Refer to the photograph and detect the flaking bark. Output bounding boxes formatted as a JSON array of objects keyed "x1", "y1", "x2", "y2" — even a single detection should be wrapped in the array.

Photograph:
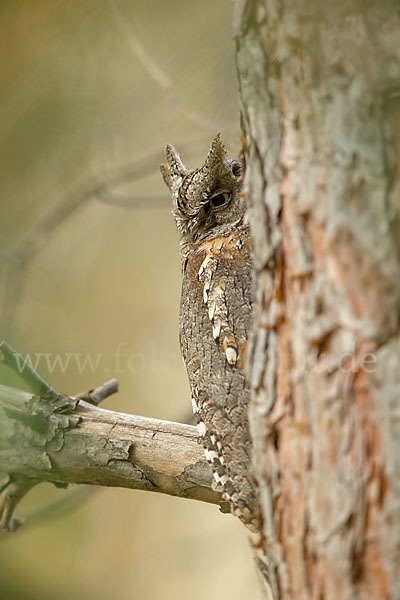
[{"x1": 235, "y1": 1, "x2": 400, "y2": 599}]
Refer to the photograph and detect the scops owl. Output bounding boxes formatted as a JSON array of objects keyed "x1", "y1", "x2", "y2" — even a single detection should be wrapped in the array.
[{"x1": 161, "y1": 134, "x2": 258, "y2": 531}]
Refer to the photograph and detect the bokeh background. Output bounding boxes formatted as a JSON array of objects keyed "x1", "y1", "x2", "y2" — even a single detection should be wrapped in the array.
[{"x1": 0, "y1": 1, "x2": 261, "y2": 598}]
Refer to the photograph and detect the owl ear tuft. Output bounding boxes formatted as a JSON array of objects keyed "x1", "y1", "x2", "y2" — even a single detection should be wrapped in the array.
[
  {"x1": 204, "y1": 133, "x2": 227, "y2": 171},
  {"x1": 160, "y1": 144, "x2": 188, "y2": 193}
]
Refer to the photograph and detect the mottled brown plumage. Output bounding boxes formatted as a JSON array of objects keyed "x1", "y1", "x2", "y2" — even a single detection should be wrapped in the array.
[{"x1": 161, "y1": 135, "x2": 258, "y2": 530}]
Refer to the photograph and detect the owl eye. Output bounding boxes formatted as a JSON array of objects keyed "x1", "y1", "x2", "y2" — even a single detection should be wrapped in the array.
[
  {"x1": 208, "y1": 192, "x2": 231, "y2": 209},
  {"x1": 231, "y1": 162, "x2": 242, "y2": 178}
]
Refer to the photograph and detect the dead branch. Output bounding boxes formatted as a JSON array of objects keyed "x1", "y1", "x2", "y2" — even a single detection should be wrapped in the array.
[
  {"x1": 0, "y1": 386, "x2": 226, "y2": 530},
  {"x1": 0, "y1": 343, "x2": 227, "y2": 532},
  {"x1": 74, "y1": 378, "x2": 119, "y2": 405}
]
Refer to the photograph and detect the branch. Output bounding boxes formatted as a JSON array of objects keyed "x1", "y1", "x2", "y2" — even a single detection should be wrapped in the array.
[
  {"x1": 0, "y1": 340, "x2": 56, "y2": 399},
  {"x1": 0, "y1": 383, "x2": 227, "y2": 531},
  {"x1": 74, "y1": 378, "x2": 119, "y2": 405},
  {"x1": 0, "y1": 342, "x2": 228, "y2": 531}
]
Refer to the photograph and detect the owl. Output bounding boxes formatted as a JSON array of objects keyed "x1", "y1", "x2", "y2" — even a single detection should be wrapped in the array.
[{"x1": 161, "y1": 134, "x2": 258, "y2": 531}]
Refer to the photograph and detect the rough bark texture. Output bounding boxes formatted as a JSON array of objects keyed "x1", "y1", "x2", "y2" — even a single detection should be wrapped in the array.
[
  {"x1": 0, "y1": 384, "x2": 226, "y2": 525},
  {"x1": 235, "y1": 1, "x2": 400, "y2": 599}
]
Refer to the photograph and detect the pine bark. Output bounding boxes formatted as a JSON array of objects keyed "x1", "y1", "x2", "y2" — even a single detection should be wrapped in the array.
[{"x1": 234, "y1": 1, "x2": 400, "y2": 599}]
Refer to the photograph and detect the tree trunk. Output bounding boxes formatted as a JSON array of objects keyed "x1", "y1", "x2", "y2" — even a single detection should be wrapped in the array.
[{"x1": 235, "y1": 1, "x2": 400, "y2": 599}]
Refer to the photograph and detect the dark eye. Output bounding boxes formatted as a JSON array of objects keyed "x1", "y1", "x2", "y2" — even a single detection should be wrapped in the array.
[
  {"x1": 231, "y1": 162, "x2": 242, "y2": 178},
  {"x1": 208, "y1": 192, "x2": 231, "y2": 209}
]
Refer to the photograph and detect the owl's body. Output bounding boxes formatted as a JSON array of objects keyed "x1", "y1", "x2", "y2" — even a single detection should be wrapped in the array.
[{"x1": 161, "y1": 135, "x2": 258, "y2": 530}]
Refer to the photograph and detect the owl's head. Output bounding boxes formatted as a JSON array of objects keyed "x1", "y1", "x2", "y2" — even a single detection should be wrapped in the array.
[{"x1": 160, "y1": 134, "x2": 244, "y2": 245}]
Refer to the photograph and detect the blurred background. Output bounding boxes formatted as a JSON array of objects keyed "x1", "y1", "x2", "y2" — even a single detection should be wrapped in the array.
[{"x1": 0, "y1": 1, "x2": 261, "y2": 598}]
